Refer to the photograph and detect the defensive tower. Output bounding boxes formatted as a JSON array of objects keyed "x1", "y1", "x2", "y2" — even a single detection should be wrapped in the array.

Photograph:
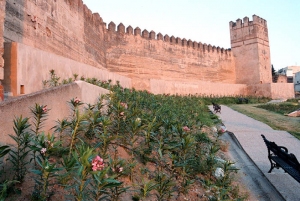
[{"x1": 230, "y1": 15, "x2": 272, "y2": 84}]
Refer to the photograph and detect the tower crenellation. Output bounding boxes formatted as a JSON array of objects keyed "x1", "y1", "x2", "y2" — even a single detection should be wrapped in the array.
[{"x1": 230, "y1": 15, "x2": 271, "y2": 84}]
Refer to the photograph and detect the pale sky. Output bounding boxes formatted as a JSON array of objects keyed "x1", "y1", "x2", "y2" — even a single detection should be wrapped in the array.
[{"x1": 83, "y1": 0, "x2": 300, "y2": 70}]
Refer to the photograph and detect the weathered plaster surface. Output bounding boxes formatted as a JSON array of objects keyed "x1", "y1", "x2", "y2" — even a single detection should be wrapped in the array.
[
  {"x1": 3, "y1": 42, "x2": 131, "y2": 96},
  {"x1": 150, "y1": 79, "x2": 247, "y2": 96},
  {"x1": 4, "y1": 0, "x2": 106, "y2": 68},
  {"x1": 0, "y1": 81, "x2": 109, "y2": 145}
]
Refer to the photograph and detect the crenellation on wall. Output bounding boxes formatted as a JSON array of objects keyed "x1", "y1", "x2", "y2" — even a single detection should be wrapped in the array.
[
  {"x1": 176, "y1": 37, "x2": 181, "y2": 45},
  {"x1": 193, "y1": 41, "x2": 198, "y2": 49},
  {"x1": 126, "y1": 25, "x2": 133, "y2": 35},
  {"x1": 108, "y1": 21, "x2": 116, "y2": 32},
  {"x1": 91, "y1": 13, "x2": 103, "y2": 27},
  {"x1": 181, "y1": 38, "x2": 187, "y2": 47},
  {"x1": 157, "y1": 32, "x2": 163, "y2": 40},
  {"x1": 212, "y1": 46, "x2": 216, "y2": 52},
  {"x1": 199, "y1": 42, "x2": 203, "y2": 51},
  {"x1": 170, "y1": 36, "x2": 176, "y2": 44},
  {"x1": 243, "y1": 16, "x2": 249, "y2": 26},
  {"x1": 230, "y1": 15, "x2": 267, "y2": 31},
  {"x1": 203, "y1": 43, "x2": 208, "y2": 52},
  {"x1": 207, "y1": 44, "x2": 212, "y2": 52},
  {"x1": 117, "y1": 23, "x2": 125, "y2": 34},
  {"x1": 252, "y1": 14, "x2": 267, "y2": 26},
  {"x1": 164, "y1": 34, "x2": 170, "y2": 42},
  {"x1": 236, "y1": 18, "x2": 242, "y2": 28},
  {"x1": 142, "y1": 29, "x2": 149, "y2": 38},
  {"x1": 134, "y1": 27, "x2": 141, "y2": 36},
  {"x1": 104, "y1": 19, "x2": 230, "y2": 54},
  {"x1": 149, "y1": 31, "x2": 155, "y2": 39},
  {"x1": 83, "y1": 4, "x2": 93, "y2": 20}
]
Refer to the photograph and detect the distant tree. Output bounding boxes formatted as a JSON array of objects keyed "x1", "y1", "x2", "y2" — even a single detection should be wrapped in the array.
[
  {"x1": 271, "y1": 65, "x2": 276, "y2": 76},
  {"x1": 271, "y1": 65, "x2": 278, "y2": 83}
]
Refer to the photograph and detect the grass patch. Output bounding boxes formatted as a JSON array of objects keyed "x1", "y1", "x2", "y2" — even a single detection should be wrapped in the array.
[
  {"x1": 229, "y1": 104, "x2": 300, "y2": 140},
  {"x1": 256, "y1": 102, "x2": 300, "y2": 115}
]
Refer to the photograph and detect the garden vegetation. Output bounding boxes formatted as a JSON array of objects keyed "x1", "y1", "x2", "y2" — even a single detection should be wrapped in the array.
[{"x1": 0, "y1": 71, "x2": 262, "y2": 201}]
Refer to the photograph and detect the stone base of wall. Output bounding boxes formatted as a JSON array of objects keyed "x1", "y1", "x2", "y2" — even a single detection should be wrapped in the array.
[
  {"x1": 150, "y1": 79, "x2": 247, "y2": 96},
  {"x1": 247, "y1": 83, "x2": 294, "y2": 99},
  {"x1": 0, "y1": 81, "x2": 109, "y2": 145}
]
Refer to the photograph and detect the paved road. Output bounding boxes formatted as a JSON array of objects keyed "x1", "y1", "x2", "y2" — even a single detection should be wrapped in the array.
[{"x1": 211, "y1": 105, "x2": 300, "y2": 201}]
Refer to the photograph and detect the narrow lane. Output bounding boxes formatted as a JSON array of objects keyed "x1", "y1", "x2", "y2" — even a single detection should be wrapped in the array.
[{"x1": 210, "y1": 105, "x2": 300, "y2": 201}]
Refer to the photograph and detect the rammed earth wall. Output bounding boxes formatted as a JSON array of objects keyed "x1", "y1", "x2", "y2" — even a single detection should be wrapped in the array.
[
  {"x1": 4, "y1": 0, "x2": 106, "y2": 68},
  {"x1": 0, "y1": 0, "x2": 295, "y2": 99},
  {"x1": 105, "y1": 30, "x2": 235, "y2": 91},
  {"x1": 3, "y1": 0, "x2": 236, "y2": 91}
]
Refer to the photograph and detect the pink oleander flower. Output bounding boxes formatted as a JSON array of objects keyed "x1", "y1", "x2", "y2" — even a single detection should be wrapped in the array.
[
  {"x1": 120, "y1": 102, "x2": 128, "y2": 109},
  {"x1": 182, "y1": 126, "x2": 191, "y2": 132},
  {"x1": 74, "y1": 97, "x2": 81, "y2": 104},
  {"x1": 92, "y1": 156, "x2": 105, "y2": 171},
  {"x1": 42, "y1": 105, "x2": 48, "y2": 113},
  {"x1": 41, "y1": 148, "x2": 47, "y2": 155}
]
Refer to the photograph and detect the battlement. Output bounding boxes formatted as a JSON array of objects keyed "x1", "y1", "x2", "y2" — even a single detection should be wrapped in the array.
[
  {"x1": 229, "y1": 15, "x2": 267, "y2": 30},
  {"x1": 106, "y1": 21, "x2": 231, "y2": 55}
]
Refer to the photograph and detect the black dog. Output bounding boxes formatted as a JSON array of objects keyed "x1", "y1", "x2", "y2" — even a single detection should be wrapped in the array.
[{"x1": 212, "y1": 102, "x2": 221, "y2": 113}]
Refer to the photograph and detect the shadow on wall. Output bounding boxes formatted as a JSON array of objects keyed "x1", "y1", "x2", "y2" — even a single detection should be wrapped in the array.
[{"x1": 0, "y1": 81, "x2": 109, "y2": 145}]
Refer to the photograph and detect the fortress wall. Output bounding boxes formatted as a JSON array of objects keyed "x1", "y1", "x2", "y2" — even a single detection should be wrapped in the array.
[
  {"x1": 3, "y1": 42, "x2": 131, "y2": 96},
  {"x1": 105, "y1": 26, "x2": 236, "y2": 90},
  {"x1": 150, "y1": 79, "x2": 247, "y2": 96},
  {"x1": 2, "y1": 0, "x2": 235, "y2": 93},
  {"x1": 0, "y1": 0, "x2": 6, "y2": 100},
  {"x1": 269, "y1": 83, "x2": 294, "y2": 99},
  {"x1": 0, "y1": 81, "x2": 109, "y2": 145},
  {"x1": 4, "y1": 0, "x2": 107, "y2": 69}
]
